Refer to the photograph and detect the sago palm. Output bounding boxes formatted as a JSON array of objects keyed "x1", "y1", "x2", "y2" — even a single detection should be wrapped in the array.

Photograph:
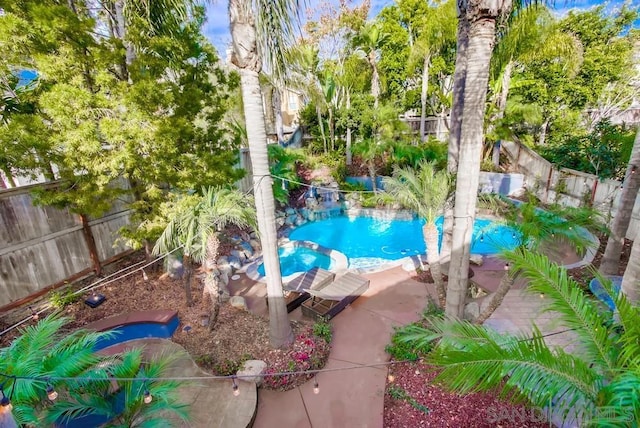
[
  {"x1": 1, "y1": 314, "x2": 188, "y2": 427},
  {"x1": 399, "y1": 249, "x2": 640, "y2": 426},
  {"x1": 383, "y1": 161, "x2": 451, "y2": 308},
  {"x1": 153, "y1": 187, "x2": 256, "y2": 322},
  {"x1": 475, "y1": 197, "x2": 604, "y2": 323}
]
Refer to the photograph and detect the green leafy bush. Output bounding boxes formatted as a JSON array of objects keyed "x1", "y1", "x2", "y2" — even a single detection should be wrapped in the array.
[
  {"x1": 386, "y1": 326, "x2": 423, "y2": 361},
  {"x1": 313, "y1": 320, "x2": 332, "y2": 343},
  {"x1": 49, "y1": 286, "x2": 79, "y2": 309}
]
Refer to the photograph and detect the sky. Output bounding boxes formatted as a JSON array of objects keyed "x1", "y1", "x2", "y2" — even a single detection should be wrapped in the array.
[{"x1": 204, "y1": 0, "x2": 638, "y2": 60}]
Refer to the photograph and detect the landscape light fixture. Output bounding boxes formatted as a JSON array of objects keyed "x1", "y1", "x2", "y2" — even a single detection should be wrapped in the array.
[
  {"x1": 84, "y1": 293, "x2": 106, "y2": 308},
  {"x1": 232, "y1": 377, "x2": 240, "y2": 397},
  {"x1": 313, "y1": 376, "x2": 320, "y2": 395},
  {"x1": 46, "y1": 383, "x2": 58, "y2": 401}
]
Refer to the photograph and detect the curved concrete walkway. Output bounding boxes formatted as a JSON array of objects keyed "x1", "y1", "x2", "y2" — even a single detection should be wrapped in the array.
[
  {"x1": 225, "y1": 242, "x2": 591, "y2": 427},
  {"x1": 229, "y1": 267, "x2": 436, "y2": 427},
  {"x1": 101, "y1": 339, "x2": 257, "y2": 428}
]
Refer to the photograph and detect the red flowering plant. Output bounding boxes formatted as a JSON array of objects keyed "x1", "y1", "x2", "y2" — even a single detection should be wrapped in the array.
[{"x1": 262, "y1": 325, "x2": 331, "y2": 391}]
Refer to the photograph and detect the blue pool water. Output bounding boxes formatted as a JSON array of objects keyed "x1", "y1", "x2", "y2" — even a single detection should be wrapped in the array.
[
  {"x1": 289, "y1": 215, "x2": 519, "y2": 264},
  {"x1": 93, "y1": 317, "x2": 180, "y2": 351},
  {"x1": 257, "y1": 246, "x2": 333, "y2": 277}
]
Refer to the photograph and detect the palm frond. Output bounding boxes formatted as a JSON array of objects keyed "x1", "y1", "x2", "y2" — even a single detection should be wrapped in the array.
[{"x1": 502, "y1": 249, "x2": 618, "y2": 373}]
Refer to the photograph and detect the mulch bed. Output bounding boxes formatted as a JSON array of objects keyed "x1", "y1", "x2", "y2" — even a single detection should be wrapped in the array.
[
  {"x1": 0, "y1": 250, "x2": 325, "y2": 391},
  {"x1": 384, "y1": 361, "x2": 548, "y2": 428}
]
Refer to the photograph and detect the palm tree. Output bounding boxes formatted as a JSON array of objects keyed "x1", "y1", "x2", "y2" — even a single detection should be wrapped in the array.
[
  {"x1": 352, "y1": 139, "x2": 387, "y2": 193},
  {"x1": 383, "y1": 161, "x2": 451, "y2": 307},
  {"x1": 600, "y1": 126, "x2": 640, "y2": 275},
  {"x1": 0, "y1": 314, "x2": 188, "y2": 426},
  {"x1": 288, "y1": 43, "x2": 330, "y2": 152},
  {"x1": 153, "y1": 187, "x2": 255, "y2": 323},
  {"x1": 229, "y1": 0, "x2": 298, "y2": 348},
  {"x1": 474, "y1": 199, "x2": 603, "y2": 323},
  {"x1": 398, "y1": 249, "x2": 640, "y2": 426},
  {"x1": 408, "y1": 0, "x2": 457, "y2": 142},
  {"x1": 352, "y1": 22, "x2": 388, "y2": 109},
  {"x1": 445, "y1": 0, "x2": 524, "y2": 318}
]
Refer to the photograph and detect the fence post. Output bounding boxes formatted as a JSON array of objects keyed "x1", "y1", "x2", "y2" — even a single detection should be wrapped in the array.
[
  {"x1": 79, "y1": 214, "x2": 102, "y2": 276},
  {"x1": 590, "y1": 179, "x2": 599, "y2": 206}
]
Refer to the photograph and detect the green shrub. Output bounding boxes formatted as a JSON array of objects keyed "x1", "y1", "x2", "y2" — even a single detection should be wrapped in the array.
[
  {"x1": 386, "y1": 326, "x2": 422, "y2": 361},
  {"x1": 49, "y1": 286, "x2": 79, "y2": 309},
  {"x1": 313, "y1": 320, "x2": 332, "y2": 343}
]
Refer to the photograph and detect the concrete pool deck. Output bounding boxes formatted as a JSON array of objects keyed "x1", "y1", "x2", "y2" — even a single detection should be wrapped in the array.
[{"x1": 226, "y1": 245, "x2": 590, "y2": 427}]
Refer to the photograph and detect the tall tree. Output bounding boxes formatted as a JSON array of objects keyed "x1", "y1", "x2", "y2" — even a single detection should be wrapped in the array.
[
  {"x1": 407, "y1": 0, "x2": 456, "y2": 141},
  {"x1": 600, "y1": 127, "x2": 640, "y2": 275},
  {"x1": 0, "y1": 0, "x2": 243, "y2": 249},
  {"x1": 445, "y1": 0, "x2": 515, "y2": 318},
  {"x1": 352, "y1": 21, "x2": 388, "y2": 109},
  {"x1": 383, "y1": 162, "x2": 451, "y2": 307},
  {"x1": 229, "y1": 0, "x2": 298, "y2": 348}
]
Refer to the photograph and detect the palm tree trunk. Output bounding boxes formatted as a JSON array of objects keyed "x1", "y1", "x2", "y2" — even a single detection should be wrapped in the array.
[
  {"x1": 420, "y1": 54, "x2": 431, "y2": 142},
  {"x1": 424, "y1": 223, "x2": 445, "y2": 307},
  {"x1": 273, "y1": 87, "x2": 285, "y2": 143},
  {"x1": 447, "y1": 13, "x2": 470, "y2": 174},
  {"x1": 445, "y1": 16, "x2": 497, "y2": 319},
  {"x1": 183, "y1": 255, "x2": 193, "y2": 307},
  {"x1": 204, "y1": 272, "x2": 221, "y2": 328},
  {"x1": 238, "y1": 69, "x2": 293, "y2": 347},
  {"x1": 346, "y1": 90, "x2": 352, "y2": 165},
  {"x1": 371, "y1": 54, "x2": 380, "y2": 109},
  {"x1": 475, "y1": 269, "x2": 513, "y2": 324},
  {"x1": 538, "y1": 118, "x2": 549, "y2": 146},
  {"x1": 317, "y1": 107, "x2": 328, "y2": 153},
  {"x1": 600, "y1": 128, "x2": 640, "y2": 275},
  {"x1": 621, "y1": 229, "x2": 640, "y2": 304},
  {"x1": 496, "y1": 60, "x2": 513, "y2": 119},
  {"x1": 442, "y1": 14, "x2": 469, "y2": 267},
  {"x1": 368, "y1": 161, "x2": 377, "y2": 192},
  {"x1": 230, "y1": 0, "x2": 293, "y2": 348},
  {"x1": 329, "y1": 107, "x2": 335, "y2": 151}
]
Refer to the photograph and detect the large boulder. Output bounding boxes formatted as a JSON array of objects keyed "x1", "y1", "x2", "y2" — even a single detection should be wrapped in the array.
[
  {"x1": 229, "y1": 295, "x2": 247, "y2": 310},
  {"x1": 469, "y1": 254, "x2": 484, "y2": 266},
  {"x1": 249, "y1": 239, "x2": 261, "y2": 252},
  {"x1": 218, "y1": 263, "x2": 233, "y2": 278},
  {"x1": 463, "y1": 301, "x2": 480, "y2": 321},
  {"x1": 227, "y1": 255, "x2": 242, "y2": 270},
  {"x1": 239, "y1": 241, "x2": 254, "y2": 257},
  {"x1": 164, "y1": 253, "x2": 184, "y2": 279},
  {"x1": 237, "y1": 360, "x2": 267, "y2": 386}
]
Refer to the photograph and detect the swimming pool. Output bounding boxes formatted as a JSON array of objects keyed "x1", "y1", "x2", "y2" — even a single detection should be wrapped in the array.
[{"x1": 288, "y1": 215, "x2": 519, "y2": 268}]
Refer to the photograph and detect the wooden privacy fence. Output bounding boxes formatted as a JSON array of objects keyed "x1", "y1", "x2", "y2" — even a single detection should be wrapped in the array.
[
  {"x1": 501, "y1": 140, "x2": 640, "y2": 238},
  {"x1": 0, "y1": 182, "x2": 132, "y2": 311}
]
